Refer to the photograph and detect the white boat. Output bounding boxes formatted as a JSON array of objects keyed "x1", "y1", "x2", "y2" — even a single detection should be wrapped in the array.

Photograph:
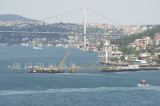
[
  {"x1": 33, "y1": 46, "x2": 42, "y2": 50},
  {"x1": 64, "y1": 45, "x2": 68, "y2": 49},
  {"x1": 98, "y1": 54, "x2": 105, "y2": 57}
]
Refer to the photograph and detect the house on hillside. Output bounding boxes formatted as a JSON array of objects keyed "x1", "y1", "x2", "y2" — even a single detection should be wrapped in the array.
[
  {"x1": 136, "y1": 44, "x2": 148, "y2": 50},
  {"x1": 154, "y1": 33, "x2": 160, "y2": 46},
  {"x1": 128, "y1": 36, "x2": 154, "y2": 50},
  {"x1": 138, "y1": 53, "x2": 152, "y2": 63},
  {"x1": 111, "y1": 45, "x2": 118, "y2": 50}
]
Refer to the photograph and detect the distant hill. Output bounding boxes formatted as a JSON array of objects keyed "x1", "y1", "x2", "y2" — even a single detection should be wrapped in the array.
[{"x1": 0, "y1": 14, "x2": 38, "y2": 22}]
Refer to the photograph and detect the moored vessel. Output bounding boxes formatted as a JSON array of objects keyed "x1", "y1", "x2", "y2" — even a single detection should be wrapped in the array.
[
  {"x1": 33, "y1": 46, "x2": 42, "y2": 50},
  {"x1": 27, "y1": 67, "x2": 64, "y2": 73},
  {"x1": 28, "y1": 46, "x2": 72, "y2": 73},
  {"x1": 101, "y1": 65, "x2": 139, "y2": 72}
]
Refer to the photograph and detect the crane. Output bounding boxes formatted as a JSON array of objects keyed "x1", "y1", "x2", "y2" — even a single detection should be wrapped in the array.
[
  {"x1": 69, "y1": 57, "x2": 106, "y2": 73},
  {"x1": 54, "y1": 46, "x2": 72, "y2": 72}
]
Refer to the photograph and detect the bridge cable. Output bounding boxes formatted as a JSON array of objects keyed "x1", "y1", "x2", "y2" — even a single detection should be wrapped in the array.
[
  {"x1": 40, "y1": 8, "x2": 83, "y2": 21},
  {"x1": 87, "y1": 8, "x2": 120, "y2": 25}
]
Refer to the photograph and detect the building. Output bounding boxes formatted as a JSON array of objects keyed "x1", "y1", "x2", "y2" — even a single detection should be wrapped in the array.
[{"x1": 154, "y1": 33, "x2": 160, "y2": 46}]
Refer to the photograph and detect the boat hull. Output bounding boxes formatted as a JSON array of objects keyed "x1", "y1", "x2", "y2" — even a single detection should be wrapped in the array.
[
  {"x1": 101, "y1": 68, "x2": 139, "y2": 72},
  {"x1": 27, "y1": 69, "x2": 64, "y2": 73}
]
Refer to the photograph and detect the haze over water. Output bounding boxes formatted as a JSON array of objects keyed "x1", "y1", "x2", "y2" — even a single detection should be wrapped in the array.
[{"x1": 0, "y1": 47, "x2": 160, "y2": 106}]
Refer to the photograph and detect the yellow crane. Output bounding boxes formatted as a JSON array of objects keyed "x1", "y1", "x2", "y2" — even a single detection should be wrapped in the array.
[
  {"x1": 54, "y1": 46, "x2": 72, "y2": 72},
  {"x1": 69, "y1": 57, "x2": 106, "y2": 73}
]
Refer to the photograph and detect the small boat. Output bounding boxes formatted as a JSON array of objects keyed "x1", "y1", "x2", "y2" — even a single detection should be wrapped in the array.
[
  {"x1": 98, "y1": 54, "x2": 105, "y2": 58},
  {"x1": 33, "y1": 46, "x2": 42, "y2": 50},
  {"x1": 8, "y1": 66, "x2": 12, "y2": 68},
  {"x1": 139, "y1": 80, "x2": 147, "y2": 86}
]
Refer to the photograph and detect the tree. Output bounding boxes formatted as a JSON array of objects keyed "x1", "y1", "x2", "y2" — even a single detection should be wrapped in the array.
[
  {"x1": 120, "y1": 56, "x2": 126, "y2": 62},
  {"x1": 110, "y1": 57, "x2": 119, "y2": 62}
]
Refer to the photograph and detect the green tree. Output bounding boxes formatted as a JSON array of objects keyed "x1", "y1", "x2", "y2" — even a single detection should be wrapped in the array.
[{"x1": 110, "y1": 57, "x2": 119, "y2": 62}]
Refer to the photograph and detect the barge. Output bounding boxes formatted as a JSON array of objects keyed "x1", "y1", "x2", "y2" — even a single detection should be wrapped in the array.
[
  {"x1": 27, "y1": 67, "x2": 64, "y2": 73},
  {"x1": 101, "y1": 65, "x2": 160, "y2": 72},
  {"x1": 27, "y1": 46, "x2": 72, "y2": 73},
  {"x1": 101, "y1": 65, "x2": 139, "y2": 72}
]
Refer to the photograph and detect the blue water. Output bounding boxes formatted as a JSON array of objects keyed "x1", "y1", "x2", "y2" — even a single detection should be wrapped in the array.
[{"x1": 0, "y1": 47, "x2": 160, "y2": 106}]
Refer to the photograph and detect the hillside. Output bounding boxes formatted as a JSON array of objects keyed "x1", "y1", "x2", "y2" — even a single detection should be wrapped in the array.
[
  {"x1": 0, "y1": 14, "x2": 38, "y2": 22},
  {"x1": 110, "y1": 25, "x2": 160, "y2": 55},
  {"x1": 111, "y1": 25, "x2": 160, "y2": 46}
]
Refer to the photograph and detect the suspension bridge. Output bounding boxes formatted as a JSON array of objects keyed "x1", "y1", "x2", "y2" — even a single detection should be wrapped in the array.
[{"x1": 1, "y1": 8, "x2": 122, "y2": 46}]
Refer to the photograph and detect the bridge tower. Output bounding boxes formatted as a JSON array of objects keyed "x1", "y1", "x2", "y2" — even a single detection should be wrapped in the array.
[{"x1": 83, "y1": 8, "x2": 87, "y2": 48}]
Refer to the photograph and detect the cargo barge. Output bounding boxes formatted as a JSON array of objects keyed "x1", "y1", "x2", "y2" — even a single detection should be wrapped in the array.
[
  {"x1": 27, "y1": 46, "x2": 72, "y2": 73},
  {"x1": 101, "y1": 65, "x2": 140, "y2": 72},
  {"x1": 27, "y1": 68, "x2": 64, "y2": 73},
  {"x1": 101, "y1": 68, "x2": 139, "y2": 72},
  {"x1": 101, "y1": 65, "x2": 160, "y2": 72}
]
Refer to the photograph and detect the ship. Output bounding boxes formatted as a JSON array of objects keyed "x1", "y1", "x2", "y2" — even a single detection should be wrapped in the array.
[
  {"x1": 139, "y1": 80, "x2": 147, "y2": 85},
  {"x1": 101, "y1": 65, "x2": 139, "y2": 72},
  {"x1": 33, "y1": 46, "x2": 42, "y2": 50},
  {"x1": 27, "y1": 67, "x2": 64, "y2": 73},
  {"x1": 28, "y1": 46, "x2": 72, "y2": 73},
  {"x1": 8, "y1": 66, "x2": 12, "y2": 68}
]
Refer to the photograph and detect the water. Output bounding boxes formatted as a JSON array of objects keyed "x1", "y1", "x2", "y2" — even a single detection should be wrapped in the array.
[{"x1": 0, "y1": 47, "x2": 160, "y2": 106}]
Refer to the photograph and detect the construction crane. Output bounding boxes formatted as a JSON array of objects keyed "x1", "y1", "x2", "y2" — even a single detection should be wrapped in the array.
[
  {"x1": 27, "y1": 46, "x2": 72, "y2": 73},
  {"x1": 69, "y1": 57, "x2": 106, "y2": 73},
  {"x1": 54, "y1": 46, "x2": 72, "y2": 71}
]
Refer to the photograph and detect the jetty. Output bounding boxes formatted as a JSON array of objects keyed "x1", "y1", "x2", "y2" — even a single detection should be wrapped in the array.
[{"x1": 101, "y1": 61, "x2": 129, "y2": 66}]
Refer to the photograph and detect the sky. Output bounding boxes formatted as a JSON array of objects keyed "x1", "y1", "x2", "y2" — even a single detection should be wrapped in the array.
[{"x1": 0, "y1": 0, "x2": 160, "y2": 25}]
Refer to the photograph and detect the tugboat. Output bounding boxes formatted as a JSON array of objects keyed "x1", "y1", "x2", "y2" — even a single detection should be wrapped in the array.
[{"x1": 140, "y1": 80, "x2": 147, "y2": 86}]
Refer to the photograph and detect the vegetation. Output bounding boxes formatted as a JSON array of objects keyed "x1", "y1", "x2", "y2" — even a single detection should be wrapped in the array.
[
  {"x1": 87, "y1": 27, "x2": 104, "y2": 34},
  {"x1": 111, "y1": 25, "x2": 160, "y2": 46},
  {"x1": 153, "y1": 55, "x2": 160, "y2": 64},
  {"x1": 0, "y1": 32, "x2": 68, "y2": 45},
  {"x1": 111, "y1": 25, "x2": 160, "y2": 55},
  {"x1": 118, "y1": 46, "x2": 160, "y2": 55},
  {"x1": 110, "y1": 57, "x2": 119, "y2": 62},
  {"x1": 0, "y1": 24, "x2": 73, "y2": 32},
  {"x1": 0, "y1": 23, "x2": 81, "y2": 45},
  {"x1": 97, "y1": 41, "x2": 103, "y2": 51},
  {"x1": 0, "y1": 14, "x2": 38, "y2": 22}
]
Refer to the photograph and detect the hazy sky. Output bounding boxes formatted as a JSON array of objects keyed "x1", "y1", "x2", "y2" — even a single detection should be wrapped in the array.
[{"x1": 0, "y1": 0, "x2": 160, "y2": 25}]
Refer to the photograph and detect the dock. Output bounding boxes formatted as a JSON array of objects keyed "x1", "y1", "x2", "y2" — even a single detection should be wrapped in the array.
[
  {"x1": 101, "y1": 61, "x2": 129, "y2": 66},
  {"x1": 101, "y1": 66, "x2": 160, "y2": 72},
  {"x1": 139, "y1": 67, "x2": 160, "y2": 70}
]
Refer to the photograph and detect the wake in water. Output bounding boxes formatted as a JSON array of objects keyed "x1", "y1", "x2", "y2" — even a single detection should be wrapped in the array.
[
  {"x1": 1, "y1": 85, "x2": 160, "y2": 96},
  {"x1": 137, "y1": 84, "x2": 149, "y2": 87},
  {"x1": 61, "y1": 73, "x2": 102, "y2": 76}
]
